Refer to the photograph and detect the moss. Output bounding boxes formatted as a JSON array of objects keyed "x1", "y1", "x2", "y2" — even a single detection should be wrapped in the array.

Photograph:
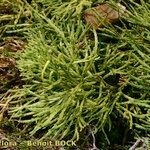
[{"x1": 0, "y1": 0, "x2": 150, "y2": 149}]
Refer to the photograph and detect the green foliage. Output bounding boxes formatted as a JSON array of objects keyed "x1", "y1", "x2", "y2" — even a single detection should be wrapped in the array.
[
  {"x1": 0, "y1": 0, "x2": 32, "y2": 38},
  {"x1": 2, "y1": 0, "x2": 150, "y2": 147}
]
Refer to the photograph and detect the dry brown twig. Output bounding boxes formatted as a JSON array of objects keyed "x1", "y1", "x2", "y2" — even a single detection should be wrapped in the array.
[
  {"x1": 89, "y1": 127, "x2": 99, "y2": 150},
  {"x1": 129, "y1": 139, "x2": 148, "y2": 150}
]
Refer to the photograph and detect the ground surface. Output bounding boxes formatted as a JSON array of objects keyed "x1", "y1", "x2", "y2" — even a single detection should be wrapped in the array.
[{"x1": 0, "y1": 0, "x2": 150, "y2": 150}]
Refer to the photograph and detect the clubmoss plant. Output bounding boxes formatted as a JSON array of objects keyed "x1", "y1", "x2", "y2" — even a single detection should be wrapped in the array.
[
  {"x1": 2, "y1": 0, "x2": 150, "y2": 148},
  {"x1": 0, "y1": 0, "x2": 32, "y2": 39}
]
